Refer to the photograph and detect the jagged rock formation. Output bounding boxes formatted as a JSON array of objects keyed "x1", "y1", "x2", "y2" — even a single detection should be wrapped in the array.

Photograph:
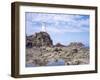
[
  {"x1": 26, "y1": 32, "x2": 89, "y2": 67},
  {"x1": 26, "y1": 32, "x2": 53, "y2": 48}
]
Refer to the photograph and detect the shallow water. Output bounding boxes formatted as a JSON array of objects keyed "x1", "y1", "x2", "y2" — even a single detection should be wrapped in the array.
[
  {"x1": 26, "y1": 59, "x2": 65, "y2": 67},
  {"x1": 46, "y1": 59, "x2": 65, "y2": 66},
  {"x1": 26, "y1": 63, "x2": 36, "y2": 67}
]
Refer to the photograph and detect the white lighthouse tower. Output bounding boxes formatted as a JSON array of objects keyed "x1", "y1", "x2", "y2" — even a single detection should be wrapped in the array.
[{"x1": 41, "y1": 22, "x2": 46, "y2": 32}]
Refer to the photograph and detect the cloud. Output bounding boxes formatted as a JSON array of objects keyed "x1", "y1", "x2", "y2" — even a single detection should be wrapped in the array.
[{"x1": 26, "y1": 12, "x2": 89, "y2": 35}]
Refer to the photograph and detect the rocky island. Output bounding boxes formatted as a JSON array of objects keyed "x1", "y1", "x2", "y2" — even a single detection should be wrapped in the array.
[{"x1": 26, "y1": 32, "x2": 89, "y2": 67}]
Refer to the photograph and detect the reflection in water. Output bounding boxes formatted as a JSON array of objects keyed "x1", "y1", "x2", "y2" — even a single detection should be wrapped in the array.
[
  {"x1": 46, "y1": 59, "x2": 65, "y2": 66},
  {"x1": 26, "y1": 63, "x2": 36, "y2": 67},
  {"x1": 26, "y1": 59, "x2": 65, "y2": 67}
]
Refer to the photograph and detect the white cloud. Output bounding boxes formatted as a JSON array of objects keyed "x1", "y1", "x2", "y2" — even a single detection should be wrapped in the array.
[{"x1": 26, "y1": 12, "x2": 89, "y2": 34}]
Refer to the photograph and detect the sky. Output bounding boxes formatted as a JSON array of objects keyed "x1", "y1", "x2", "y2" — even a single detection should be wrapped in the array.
[{"x1": 25, "y1": 12, "x2": 90, "y2": 46}]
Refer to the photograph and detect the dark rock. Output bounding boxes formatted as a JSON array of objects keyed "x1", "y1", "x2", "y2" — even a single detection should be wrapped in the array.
[
  {"x1": 26, "y1": 41, "x2": 32, "y2": 48},
  {"x1": 55, "y1": 43, "x2": 66, "y2": 47},
  {"x1": 54, "y1": 48, "x2": 59, "y2": 52},
  {"x1": 53, "y1": 48, "x2": 62, "y2": 52},
  {"x1": 71, "y1": 48, "x2": 78, "y2": 53},
  {"x1": 26, "y1": 32, "x2": 53, "y2": 47}
]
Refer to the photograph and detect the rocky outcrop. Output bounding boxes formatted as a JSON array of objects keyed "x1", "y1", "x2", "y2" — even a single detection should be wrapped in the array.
[
  {"x1": 55, "y1": 43, "x2": 66, "y2": 47},
  {"x1": 26, "y1": 32, "x2": 89, "y2": 67},
  {"x1": 26, "y1": 32, "x2": 53, "y2": 47},
  {"x1": 67, "y1": 42, "x2": 84, "y2": 48}
]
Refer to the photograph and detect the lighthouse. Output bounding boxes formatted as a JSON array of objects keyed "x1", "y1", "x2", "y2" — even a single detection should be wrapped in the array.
[{"x1": 41, "y1": 22, "x2": 46, "y2": 32}]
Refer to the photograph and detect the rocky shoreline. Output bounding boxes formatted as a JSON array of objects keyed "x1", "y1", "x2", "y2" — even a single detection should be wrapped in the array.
[{"x1": 26, "y1": 32, "x2": 89, "y2": 67}]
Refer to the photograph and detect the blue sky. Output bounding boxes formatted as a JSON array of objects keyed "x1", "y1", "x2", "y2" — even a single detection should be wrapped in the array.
[{"x1": 25, "y1": 12, "x2": 90, "y2": 46}]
